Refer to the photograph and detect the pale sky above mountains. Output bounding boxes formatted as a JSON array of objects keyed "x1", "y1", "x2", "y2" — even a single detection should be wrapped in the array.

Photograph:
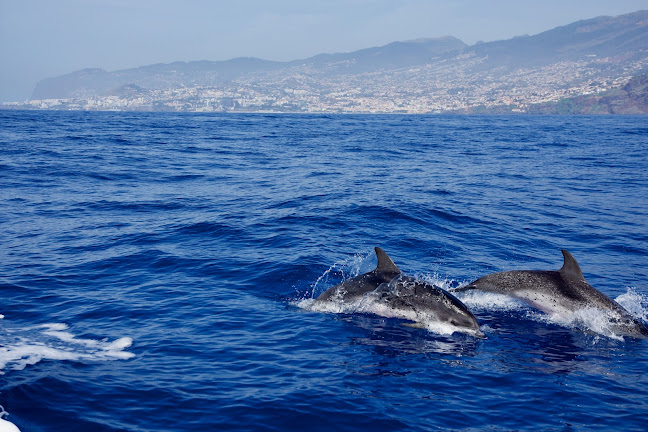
[{"x1": 1, "y1": 0, "x2": 648, "y2": 102}]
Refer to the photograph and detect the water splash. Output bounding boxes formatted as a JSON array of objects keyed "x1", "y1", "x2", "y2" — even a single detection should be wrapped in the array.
[
  {"x1": 615, "y1": 288, "x2": 648, "y2": 322},
  {"x1": 411, "y1": 272, "x2": 459, "y2": 292},
  {"x1": 307, "y1": 250, "x2": 374, "y2": 299},
  {"x1": 526, "y1": 308, "x2": 625, "y2": 341},
  {"x1": 0, "y1": 321, "x2": 135, "y2": 373}
]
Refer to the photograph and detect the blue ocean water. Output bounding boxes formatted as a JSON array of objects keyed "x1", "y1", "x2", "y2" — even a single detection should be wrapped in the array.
[{"x1": 1, "y1": 110, "x2": 647, "y2": 432}]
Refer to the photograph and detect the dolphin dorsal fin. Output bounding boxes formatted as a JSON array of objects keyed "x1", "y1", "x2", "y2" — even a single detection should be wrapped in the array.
[
  {"x1": 374, "y1": 247, "x2": 400, "y2": 274},
  {"x1": 559, "y1": 249, "x2": 585, "y2": 281}
]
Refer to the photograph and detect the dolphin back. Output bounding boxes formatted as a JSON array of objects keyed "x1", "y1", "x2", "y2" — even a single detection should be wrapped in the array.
[{"x1": 315, "y1": 247, "x2": 401, "y2": 303}]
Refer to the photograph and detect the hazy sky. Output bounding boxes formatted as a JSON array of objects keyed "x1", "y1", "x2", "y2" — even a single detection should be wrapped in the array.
[{"x1": 2, "y1": 0, "x2": 648, "y2": 102}]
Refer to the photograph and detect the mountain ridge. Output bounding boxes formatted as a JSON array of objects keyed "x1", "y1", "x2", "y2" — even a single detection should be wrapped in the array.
[
  {"x1": 23, "y1": 10, "x2": 648, "y2": 113},
  {"x1": 466, "y1": 10, "x2": 648, "y2": 66},
  {"x1": 31, "y1": 36, "x2": 468, "y2": 99}
]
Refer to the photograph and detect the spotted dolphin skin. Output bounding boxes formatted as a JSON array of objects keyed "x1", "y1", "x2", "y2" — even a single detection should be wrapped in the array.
[
  {"x1": 371, "y1": 275, "x2": 481, "y2": 333},
  {"x1": 454, "y1": 250, "x2": 648, "y2": 339},
  {"x1": 314, "y1": 247, "x2": 481, "y2": 334}
]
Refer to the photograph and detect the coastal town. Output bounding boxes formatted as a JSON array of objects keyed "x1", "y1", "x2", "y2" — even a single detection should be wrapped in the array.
[{"x1": 4, "y1": 52, "x2": 647, "y2": 114}]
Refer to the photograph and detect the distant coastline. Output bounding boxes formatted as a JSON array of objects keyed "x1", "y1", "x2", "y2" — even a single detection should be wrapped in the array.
[
  {"x1": 4, "y1": 10, "x2": 648, "y2": 115},
  {"x1": 4, "y1": 73, "x2": 647, "y2": 115}
]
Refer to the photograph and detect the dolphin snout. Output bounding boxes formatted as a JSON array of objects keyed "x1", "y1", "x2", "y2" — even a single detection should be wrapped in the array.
[
  {"x1": 633, "y1": 320, "x2": 648, "y2": 339},
  {"x1": 450, "y1": 284, "x2": 477, "y2": 293}
]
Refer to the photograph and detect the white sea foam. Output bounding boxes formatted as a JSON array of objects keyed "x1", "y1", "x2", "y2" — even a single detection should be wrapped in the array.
[
  {"x1": 615, "y1": 288, "x2": 648, "y2": 322},
  {"x1": 525, "y1": 308, "x2": 625, "y2": 341},
  {"x1": 0, "y1": 321, "x2": 135, "y2": 373}
]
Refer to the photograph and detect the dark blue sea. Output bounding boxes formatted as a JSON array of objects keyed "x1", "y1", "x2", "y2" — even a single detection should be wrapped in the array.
[{"x1": 1, "y1": 111, "x2": 647, "y2": 432}]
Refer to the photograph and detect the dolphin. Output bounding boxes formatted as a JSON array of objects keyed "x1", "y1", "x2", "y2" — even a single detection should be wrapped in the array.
[
  {"x1": 314, "y1": 247, "x2": 481, "y2": 334},
  {"x1": 453, "y1": 250, "x2": 648, "y2": 339},
  {"x1": 314, "y1": 247, "x2": 401, "y2": 303},
  {"x1": 370, "y1": 275, "x2": 481, "y2": 333}
]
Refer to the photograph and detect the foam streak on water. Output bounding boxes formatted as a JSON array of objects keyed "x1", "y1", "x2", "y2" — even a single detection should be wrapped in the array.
[
  {"x1": 1, "y1": 111, "x2": 648, "y2": 432},
  {"x1": 0, "y1": 321, "x2": 134, "y2": 372}
]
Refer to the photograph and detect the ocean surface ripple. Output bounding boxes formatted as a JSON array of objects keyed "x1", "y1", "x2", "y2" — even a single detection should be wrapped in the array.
[{"x1": 1, "y1": 111, "x2": 647, "y2": 431}]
